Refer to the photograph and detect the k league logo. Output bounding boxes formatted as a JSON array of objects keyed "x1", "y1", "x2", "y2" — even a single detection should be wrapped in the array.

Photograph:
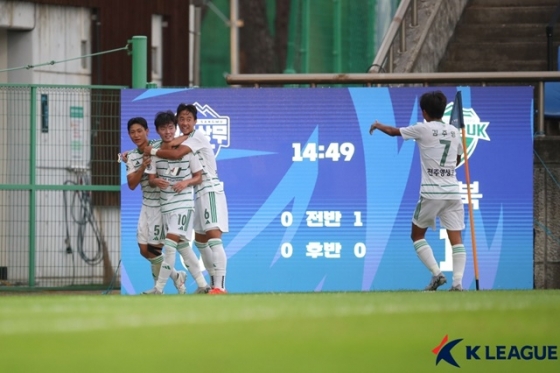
[
  {"x1": 432, "y1": 335, "x2": 558, "y2": 368},
  {"x1": 192, "y1": 102, "x2": 230, "y2": 157},
  {"x1": 433, "y1": 334, "x2": 463, "y2": 368}
]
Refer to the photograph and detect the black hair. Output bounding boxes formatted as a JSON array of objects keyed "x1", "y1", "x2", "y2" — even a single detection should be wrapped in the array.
[
  {"x1": 419, "y1": 91, "x2": 447, "y2": 119},
  {"x1": 154, "y1": 110, "x2": 177, "y2": 130},
  {"x1": 127, "y1": 117, "x2": 148, "y2": 132},
  {"x1": 176, "y1": 103, "x2": 198, "y2": 120}
]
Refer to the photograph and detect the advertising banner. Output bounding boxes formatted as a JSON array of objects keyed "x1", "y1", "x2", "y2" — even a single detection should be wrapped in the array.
[{"x1": 120, "y1": 86, "x2": 533, "y2": 294}]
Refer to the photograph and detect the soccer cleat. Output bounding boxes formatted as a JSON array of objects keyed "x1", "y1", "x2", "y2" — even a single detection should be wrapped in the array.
[
  {"x1": 209, "y1": 287, "x2": 228, "y2": 295},
  {"x1": 194, "y1": 286, "x2": 211, "y2": 294},
  {"x1": 449, "y1": 284, "x2": 463, "y2": 291},
  {"x1": 173, "y1": 271, "x2": 187, "y2": 294},
  {"x1": 424, "y1": 273, "x2": 447, "y2": 291},
  {"x1": 141, "y1": 287, "x2": 163, "y2": 295}
]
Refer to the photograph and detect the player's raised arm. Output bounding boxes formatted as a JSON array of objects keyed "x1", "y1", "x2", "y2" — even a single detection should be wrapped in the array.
[
  {"x1": 369, "y1": 120, "x2": 402, "y2": 137},
  {"x1": 147, "y1": 144, "x2": 192, "y2": 160},
  {"x1": 169, "y1": 134, "x2": 189, "y2": 147}
]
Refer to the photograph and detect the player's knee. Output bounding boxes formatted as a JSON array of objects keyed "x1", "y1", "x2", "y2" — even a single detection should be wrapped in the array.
[
  {"x1": 147, "y1": 244, "x2": 162, "y2": 257},
  {"x1": 205, "y1": 228, "x2": 222, "y2": 239},
  {"x1": 139, "y1": 245, "x2": 151, "y2": 258},
  {"x1": 411, "y1": 232, "x2": 425, "y2": 242},
  {"x1": 447, "y1": 231, "x2": 463, "y2": 246}
]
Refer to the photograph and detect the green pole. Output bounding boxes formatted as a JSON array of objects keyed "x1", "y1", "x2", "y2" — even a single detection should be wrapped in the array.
[
  {"x1": 29, "y1": 86, "x2": 37, "y2": 287},
  {"x1": 367, "y1": 0, "x2": 376, "y2": 64},
  {"x1": 283, "y1": 0, "x2": 298, "y2": 74},
  {"x1": 129, "y1": 36, "x2": 147, "y2": 88},
  {"x1": 301, "y1": 0, "x2": 310, "y2": 73},
  {"x1": 333, "y1": 0, "x2": 342, "y2": 73}
]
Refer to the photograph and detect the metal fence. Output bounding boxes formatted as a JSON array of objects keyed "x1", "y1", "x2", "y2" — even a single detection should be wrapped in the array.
[{"x1": 0, "y1": 84, "x2": 123, "y2": 291}]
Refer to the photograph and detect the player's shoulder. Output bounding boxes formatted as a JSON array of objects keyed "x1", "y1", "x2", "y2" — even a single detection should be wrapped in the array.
[
  {"x1": 186, "y1": 151, "x2": 198, "y2": 160},
  {"x1": 422, "y1": 120, "x2": 450, "y2": 132},
  {"x1": 440, "y1": 122, "x2": 460, "y2": 135},
  {"x1": 402, "y1": 121, "x2": 426, "y2": 132},
  {"x1": 409, "y1": 121, "x2": 428, "y2": 127},
  {"x1": 191, "y1": 130, "x2": 203, "y2": 138},
  {"x1": 127, "y1": 148, "x2": 142, "y2": 157},
  {"x1": 190, "y1": 130, "x2": 209, "y2": 142},
  {"x1": 150, "y1": 139, "x2": 162, "y2": 148},
  {"x1": 425, "y1": 120, "x2": 442, "y2": 127},
  {"x1": 445, "y1": 123, "x2": 459, "y2": 131}
]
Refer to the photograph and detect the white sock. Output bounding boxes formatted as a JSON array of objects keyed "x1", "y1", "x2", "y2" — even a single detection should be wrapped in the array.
[
  {"x1": 208, "y1": 238, "x2": 227, "y2": 289},
  {"x1": 413, "y1": 239, "x2": 440, "y2": 276},
  {"x1": 195, "y1": 240, "x2": 215, "y2": 278},
  {"x1": 178, "y1": 241, "x2": 208, "y2": 288},
  {"x1": 148, "y1": 255, "x2": 178, "y2": 285},
  {"x1": 452, "y1": 244, "x2": 467, "y2": 287},
  {"x1": 148, "y1": 255, "x2": 163, "y2": 284},
  {"x1": 155, "y1": 239, "x2": 177, "y2": 292}
]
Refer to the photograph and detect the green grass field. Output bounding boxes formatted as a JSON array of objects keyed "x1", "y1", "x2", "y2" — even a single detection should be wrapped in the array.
[{"x1": 1, "y1": 291, "x2": 559, "y2": 373}]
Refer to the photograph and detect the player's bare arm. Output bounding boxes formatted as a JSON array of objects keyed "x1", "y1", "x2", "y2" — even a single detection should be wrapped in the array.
[
  {"x1": 171, "y1": 170, "x2": 202, "y2": 193},
  {"x1": 127, "y1": 154, "x2": 151, "y2": 190},
  {"x1": 169, "y1": 134, "x2": 189, "y2": 147},
  {"x1": 369, "y1": 120, "x2": 402, "y2": 137},
  {"x1": 148, "y1": 144, "x2": 192, "y2": 160},
  {"x1": 148, "y1": 173, "x2": 169, "y2": 189}
]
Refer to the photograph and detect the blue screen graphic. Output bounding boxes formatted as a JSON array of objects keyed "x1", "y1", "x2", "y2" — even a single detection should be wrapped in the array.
[{"x1": 120, "y1": 86, "x2": 533, "y2": 294}]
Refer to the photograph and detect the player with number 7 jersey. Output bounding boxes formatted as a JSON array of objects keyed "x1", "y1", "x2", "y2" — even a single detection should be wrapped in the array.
[
  {"x1": 368, "y1": 91, "x2": 466, "y2": 292},
  {"x1": 399, "y1": 119, "x2": 463, "y2": 201}
]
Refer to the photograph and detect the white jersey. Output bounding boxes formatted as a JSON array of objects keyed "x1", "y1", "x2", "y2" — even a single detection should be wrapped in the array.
[
  {"x1": 125, "y1": 139, "x2": 162, "y2": 208},
  {"x1": 145, "y1": 150, "x2": 203, "y2": 213},
  {"x1": 400, "y1": 121, "x2": 463, "y2": 200},
  {"x1": 183, "y1": 130, "x2": 224, "y2": 196}
]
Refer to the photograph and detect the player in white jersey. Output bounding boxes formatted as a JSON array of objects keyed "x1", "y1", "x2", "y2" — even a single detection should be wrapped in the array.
[
  {"x1": 145, "y1": 104, "x2": 229, "y2": 295},
  {"x1": 368, "y1": 91, "x2": 466, "y2": 291},
  {"x1": 142, "y1": 111, "x2": 211, "y2": 295},
  {"x1": 125, "y1": 117, "x2": 186, "y2": 294}
]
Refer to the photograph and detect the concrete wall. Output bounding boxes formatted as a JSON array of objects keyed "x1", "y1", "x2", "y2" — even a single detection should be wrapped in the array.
[
  {"x1": 394, "y1": 0, "x2": 470, "y2": 73},
  {"x1": 4, "y1": 4, "x2": 91, "y2": 84},
  {"x1": 0, "y1": 1, "x2": 120, "y2": 285}
]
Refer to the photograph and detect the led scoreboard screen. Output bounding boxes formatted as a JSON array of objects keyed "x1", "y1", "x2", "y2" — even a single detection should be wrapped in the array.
[{"x1": 120, "y1": 86, "x2": 533, "y2": 294}]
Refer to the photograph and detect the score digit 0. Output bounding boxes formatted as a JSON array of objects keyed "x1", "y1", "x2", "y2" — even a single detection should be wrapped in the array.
[{"x1": 281, "y1": 211, "x2": 293, "y2": 227}]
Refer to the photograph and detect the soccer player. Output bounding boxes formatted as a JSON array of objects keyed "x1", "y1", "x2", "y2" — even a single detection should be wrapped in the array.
[
  {"x1": 144, "y1": 103, "x2": 229, "y2": 295},
  {"x1": 142, "y1": 111, "x2": 211, "y2": 294},
  {"x1": 368, "y1": 91, "x2": 466, "y2": 291},
  {"x1": 125, "y1": 117, "x2": 187, "y2": 294}
]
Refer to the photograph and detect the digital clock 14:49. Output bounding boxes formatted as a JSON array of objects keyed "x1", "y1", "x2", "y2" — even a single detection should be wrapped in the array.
[{"x1": 292, "y1": 142, "x2": 355, "y2": 162}]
